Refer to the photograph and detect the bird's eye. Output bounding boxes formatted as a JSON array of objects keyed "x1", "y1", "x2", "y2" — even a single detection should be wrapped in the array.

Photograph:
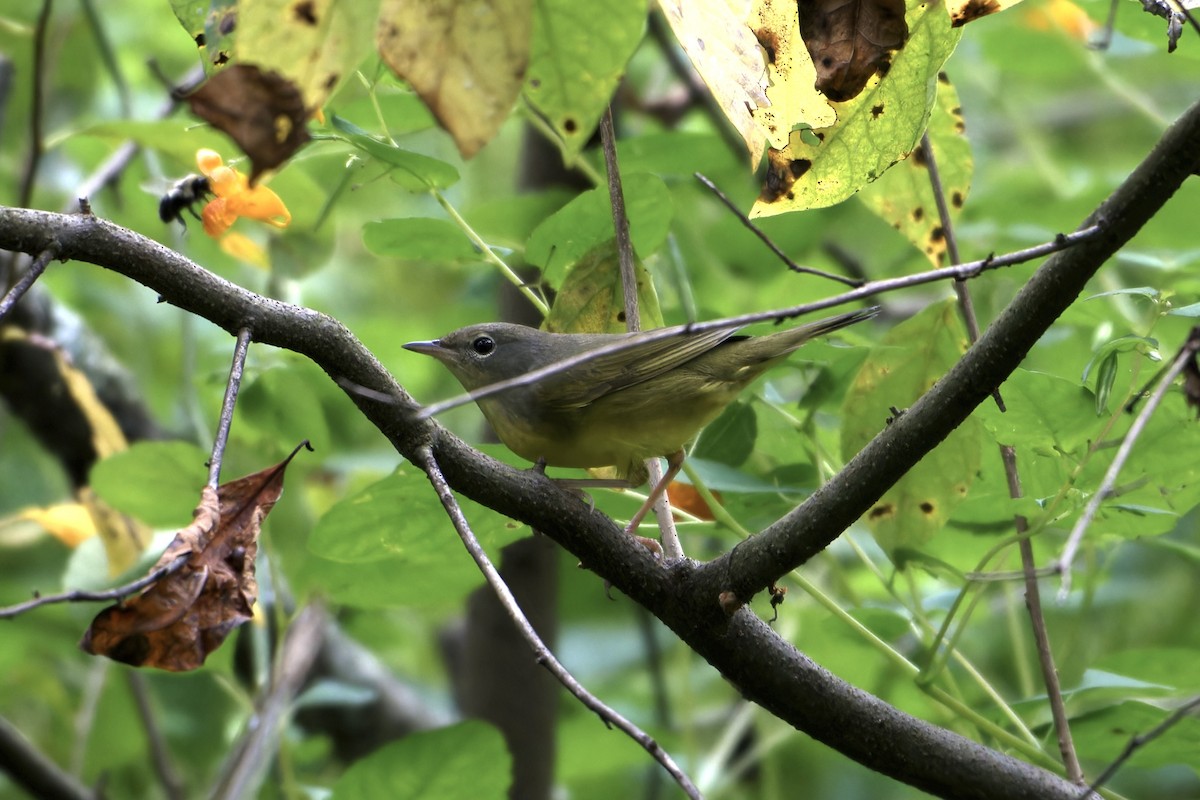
[{"x1": 471, "y1": 335, "x2": 496, "y2": 356}]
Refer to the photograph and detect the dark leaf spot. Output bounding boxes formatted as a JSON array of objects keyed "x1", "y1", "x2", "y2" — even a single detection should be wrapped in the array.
[
  {"x1": 755, "y1": 28, "x2": 779, "y2": 63},
  {"x1": 868, "y1": 503, "x2": 894, "y2": 519},
  {"x1": 871, "y1": 104, "x2": 884, "y2": 118},
  {"x1": 293, "y1": 0, "x2": 318, "y2": 24},
  {"x1": 920, "y1": 501, "x2": 935, "y2": 514},
  {"x1": 563, "y1": 117, "x2": 577, "y2": 134}
]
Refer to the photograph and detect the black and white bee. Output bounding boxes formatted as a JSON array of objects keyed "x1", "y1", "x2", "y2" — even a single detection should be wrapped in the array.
[{"x1": 158, "y1": 175, "x2": 211, "y2": 228}]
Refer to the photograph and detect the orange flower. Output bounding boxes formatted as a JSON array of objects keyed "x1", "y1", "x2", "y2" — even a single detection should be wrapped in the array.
[{"x1": 195, "y1": 149, "x2": 291, "y2": 239}]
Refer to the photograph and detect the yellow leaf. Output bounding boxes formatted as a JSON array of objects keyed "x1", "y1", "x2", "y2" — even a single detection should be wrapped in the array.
[
  {"x1": 658, "y1": 0, "x2": 769, "y2": 166},
  {"x1": 20, "y1": 503, "x2": 97, "y2": 548},
  {"x1": 1023, "y1": 0, "x2": 1097, "y2": 40},
  {"x1": 80, "y1": 488, "x2": 154, "y2": 577},
  {"x1": 219, "y1": 231, "x2": 271, "y2": 269},
  {"x1": 948, "y1": 0, "x2": 1027, "y2": 27},
  {"x1": 0, "y1": 328, "x2": 128, "y2": 459},
  {"x1": 377, "y1": 0, "x2": 533, "y2": 158},
  {"x1": 749, "y1": 0, "x2": 837, "y2": 148},
  {"x1": 237, "y1": 0, "x2": 380, "y2": 112}
]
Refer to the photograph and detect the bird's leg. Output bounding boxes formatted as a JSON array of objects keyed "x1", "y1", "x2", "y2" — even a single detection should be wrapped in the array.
[{"x1": 623, "y1": 450, "x2": 685, "y2": 539}]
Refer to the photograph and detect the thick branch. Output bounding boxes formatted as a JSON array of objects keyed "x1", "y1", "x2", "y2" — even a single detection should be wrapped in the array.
[{"x1": 709, "y1": 94, "x2": 1200, "y2": 602}]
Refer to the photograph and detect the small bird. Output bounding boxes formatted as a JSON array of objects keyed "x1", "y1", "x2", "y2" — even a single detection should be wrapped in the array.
[{"x1": 405, "y1": 307, "x2": 877, "y2": 533}]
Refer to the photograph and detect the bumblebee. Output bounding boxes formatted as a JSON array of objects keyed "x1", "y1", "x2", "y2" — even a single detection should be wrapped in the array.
[{"x1": 159, "y1": 175, "x2": 211, "y2": 228}]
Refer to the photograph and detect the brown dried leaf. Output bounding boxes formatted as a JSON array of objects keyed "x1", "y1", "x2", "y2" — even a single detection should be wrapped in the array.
[
  {"x1": 186, "y1": 64, "x2": 311, "y2": 183},
  {"x1": 80, "y1": 448, "x2": 303, "y2": 671},
  {"x1": 797, "y1": 0, "x2": 908, "y2": 102}
]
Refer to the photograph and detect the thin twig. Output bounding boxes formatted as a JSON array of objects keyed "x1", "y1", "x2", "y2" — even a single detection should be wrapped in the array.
[
  {"x1": 1003, "y1": 446, "x2": 1086, "y2": 784},
  {"x1": 208, "y1": 327, "x2": 252, "y2": 489},
  {"x1": 600, "y1": 105, "x2": 684, "y2": 559},
  {"x1": 1079, "y1": 694, "x2": 1200, "y2": 799},
  {"x1": 209, "y1": 603, "x2": 328, "y2": 800},
  {"x1": 415, "y1": 446, "x2": 702, "y2": 800},
  {"x1": 127, "y1": 672, "x2": 185, "y2": 800},
  {"x1": 919, "y1": 133, "x2": 1004, "y2": 411},
  {"x1": 0, "y1": 554, "x2": 189, "y2": 619},
  {"x1": 417, "y1": 227, "x2": 1103, "y2": 420},
  {"x1": 1057, "y1": 332, "x2": 1199, "y2": 598},
  {"x1": 0, "y1": 247, "x2": 57, "y2": 321},
  {"x1": 694, "y1": 173, "x2": 862, "y2": 287},
  {"x1": 17, "y1": 0, "x2": 52, "y2": 211}
]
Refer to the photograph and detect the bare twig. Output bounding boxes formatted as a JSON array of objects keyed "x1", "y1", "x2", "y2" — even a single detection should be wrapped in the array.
[
  {"x1": 600, "y1": 105, "x2": 683, "y2": 559},
  {"x1": 128, "y1": 672, "x2": 185, "y2": 800},
  {"x1": 416, "y1": 226, "x2": 1101, "y2": 419},
  {"x1": 1080, "y1": 694, "x2": 1200, "y2": 799},
  {"x1": 918, "y1": 133, "x2": 1004, "y2": 410},
  {"x1": 415, "y1": 446, "x2": 702, "y2": 800},
  {"x1": 1003, "y1": 446, "x2": 1086, "y2": 784},
  {"x1": 0, "y1": 554, "x2": 189, "y2": 619},
  {"x1": 1057, "y1": 331, "x2": 1200, "y2": 597},
  {"x1": 17, "y1": 0, "x2": 52, "y2": 211},
  {"x1": 208, "y1": 327, "x2": 252, "y2": 488},
  {"x1": 0, "y1": 247, "x2": 57, "y2": 321},
  {"x1": 694, "y1": 173, "x2": 862, "y2": 287},
  {"x1": 209, "y1": 603, "x2": 328, "y2": 800}
]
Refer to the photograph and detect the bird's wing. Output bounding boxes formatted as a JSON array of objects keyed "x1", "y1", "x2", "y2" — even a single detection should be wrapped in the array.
[{"x1": 537, "y1": 327, "x2": 742, "y2": 409}]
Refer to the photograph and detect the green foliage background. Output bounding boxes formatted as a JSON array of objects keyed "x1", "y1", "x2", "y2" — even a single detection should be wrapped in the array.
[{"x1": 1, "y1": 0, "x2": 1200, "y2": 798}]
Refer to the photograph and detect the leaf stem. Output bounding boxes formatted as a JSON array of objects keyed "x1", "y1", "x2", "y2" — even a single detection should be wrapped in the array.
[{"x1": 431, "y1": 190, "x2": 548, "y2": 316}]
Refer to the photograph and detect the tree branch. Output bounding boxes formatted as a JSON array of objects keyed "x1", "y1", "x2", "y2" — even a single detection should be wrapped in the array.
[{"x1": 1, "y1": 92, "x2": 1198, "y2": 799}]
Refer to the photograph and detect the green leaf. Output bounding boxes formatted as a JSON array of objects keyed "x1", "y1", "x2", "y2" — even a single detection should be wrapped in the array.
[
  {"x1": 523, "y1": 0, "x2": 645, "y2": 160},
  {"x1": 692, "y1": 402, "x2": 758, "y2": 467},
  {"x1": 976, "y1": 369, "x2": 1098, "y2": 452},
  {"x1": 89, "y1": 442, "x2": 211, "y2": 529},
  {"x1": 526, "y1": 173, "x2": 673, "y2": 286},
  {"x1": 1071, "y1": 701, "x2": 1200, "y2": 770},
  {"x1": 240, "y1": 365, "x2": 332, "y2": 451},
  {"x1": 543, "y1": 238, "x2": 663, "y2": 333},
  {"x1": 331, "y1": 116, "x2": 460, "y2": 190},
  {"x1": 331, "y1": 721, "x2": 510, "y2": 799},
  {"x1": 305, "y1": 467, "x2": 526, "y2": 608},
  {"x1": 309, "y1": 469, "x2": 520, "y2": 564},
  {"x1": 841, "y1": 300, "x2": 982, "y2": 557},
  {"x1": 363, "y1": 218, "x2": 484, "y2": 261},
  {"x1": 1167, "y1": 301, "x2": 1200, "y2": 317},
  {"x1": 1085, "y1": 287, "x2": 1160, "y2": 301},
  {"x1": 467, "y1": 190, "x2": 574, "y2": 250},
  {"x1": 858, "y1": 74, "x2": 972, "y2": 267},
  {"x1": 71, "y1": 121, "x2": 232, "y2": 169}
]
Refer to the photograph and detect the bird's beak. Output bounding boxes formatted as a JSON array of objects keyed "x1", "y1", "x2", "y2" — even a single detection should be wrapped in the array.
[{"x1": 403, "y1": 339, "x2": 449, "y2": 361}]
